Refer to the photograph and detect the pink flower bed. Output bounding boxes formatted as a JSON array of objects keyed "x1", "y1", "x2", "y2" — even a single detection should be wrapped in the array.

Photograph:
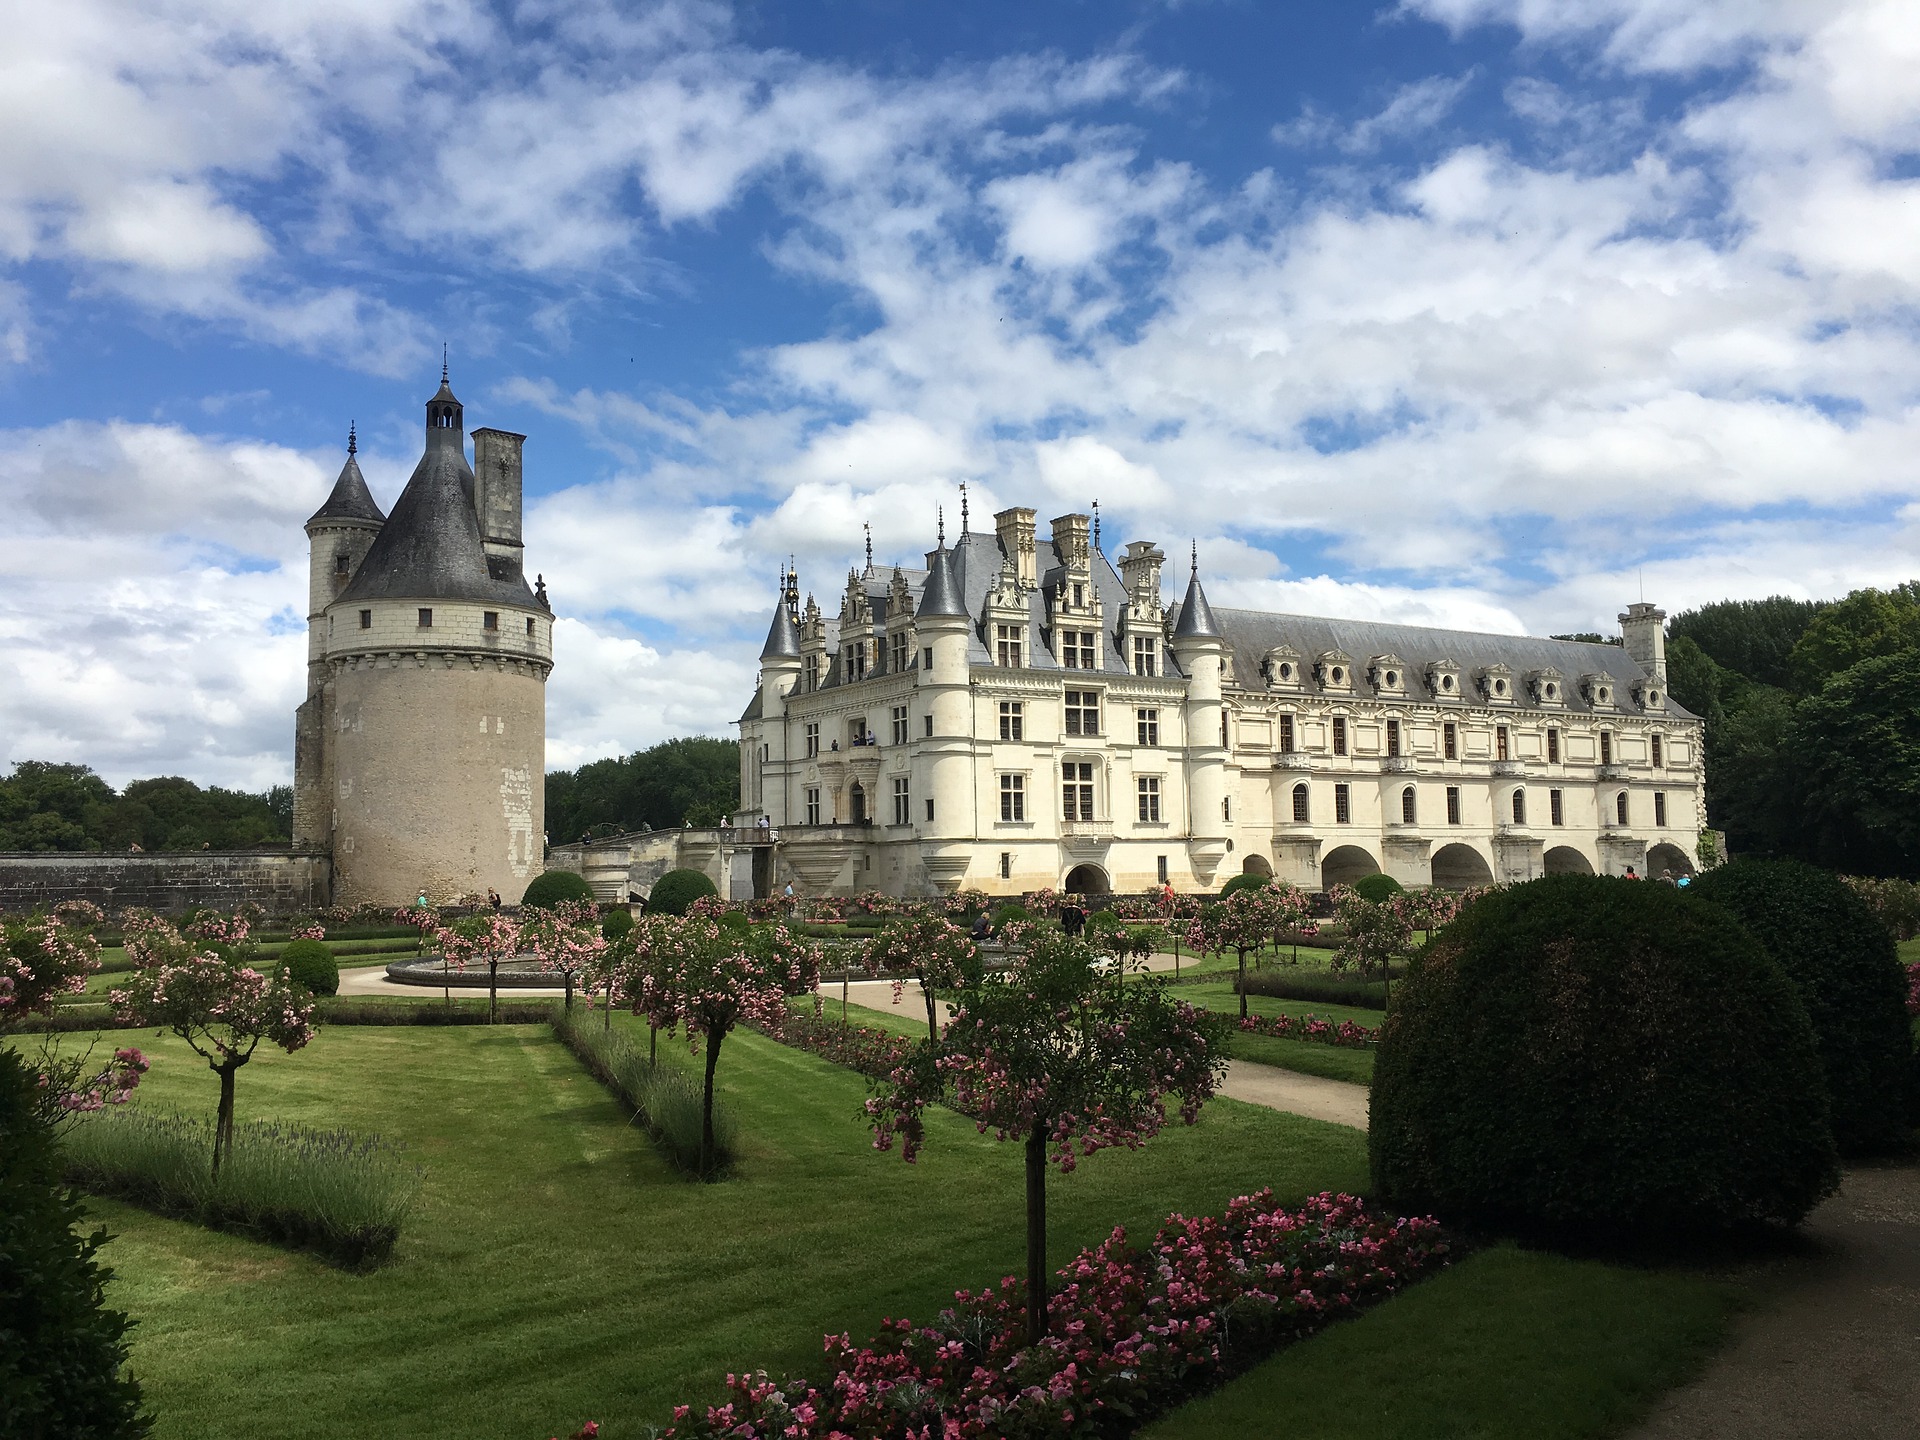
[
  {"x1": 1236, "y1": 1012, "x2": 1379, "y2": 1049},
  {"x1": 1904, "y1": 960, "x2": 1919, "y2": 1017},
  {"x1": 763, "y1": 1010, "x2": 917, "y2": 1079},
  {"x1": 660, "y1": 1189, "x2": 1446, "y2": 1439}
]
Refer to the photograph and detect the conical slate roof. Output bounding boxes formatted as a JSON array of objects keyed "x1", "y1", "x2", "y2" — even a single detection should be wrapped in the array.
[
  {"x1": 760, "y1": 596, "x2": 801, "y2": 659},
  {"x1": 307, "y1": 450, "x2": 386, "y2": 528},
  {"x1": 1172, "y1": 568, "x2": 1222, "y2": 640},
  {"x1": 916, "y1": 545, "x2": 967, "y2": 617}
]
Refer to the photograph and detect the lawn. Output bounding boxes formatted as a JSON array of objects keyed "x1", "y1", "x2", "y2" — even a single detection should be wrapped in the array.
[
  {"x1": 51, "y1": 1015, "x2": 1370, "y2": 1440},
  {"x1": 1176, "y1": 981, "x2": 1380, "y2": 1086},
  {"x1": 1145, "y1": 1243, "x2": 1744, "y2": 1440}
]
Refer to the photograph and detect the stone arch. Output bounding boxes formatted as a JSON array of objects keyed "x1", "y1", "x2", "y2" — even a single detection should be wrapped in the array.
[
  {"x1": 1647, "y1": 842, "x2": 1696, "y2": 880},
  {"x1": 1321, "y1": 845, "x2": 1380, "y2": 889},
  {"x1": 1543, "y1": 845, "x2": 1594, "y2": 876},
  {"x1": 1063, "y1": 863, "x2": 1112, "y2": 895},
  {"x1": 848, "y1": 782, "x2": 867, "y2": 824},
  {"x1": 1431, "y1": 842, "x2": 1495, "y2": 889},
  {"x1": 1241, "y1": 854, "x2": 1274, "y2": 877}
]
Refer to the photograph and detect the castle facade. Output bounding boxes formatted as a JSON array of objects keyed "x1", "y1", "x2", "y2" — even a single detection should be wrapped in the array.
[
  {"x1": 292, "y1": 370, "x2": 553, "y2": 906},
  {"x1": 735, "y1": 507, "x2": 1703, "y2": 897}
]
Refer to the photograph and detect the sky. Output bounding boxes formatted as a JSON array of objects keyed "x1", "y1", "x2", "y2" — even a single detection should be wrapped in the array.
[{"x1": 2, "y1": 0, "x2": 1917, "y2": 791}]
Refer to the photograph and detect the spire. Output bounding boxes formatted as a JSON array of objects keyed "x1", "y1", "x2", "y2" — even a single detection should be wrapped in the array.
[
  {"x1": 937, "y1": 505, "x2": 945, "y2": 547},
  {"x1": 917, "y1": 540, "x2": 966, "y2": 618},
  {"x1": 760, "y1": 576, "x2": 802, "y2": 659},
  {"x1": 306, "y1": 429, "x2": 386, "y2": 528},
  {"x1": 1172, "y1": 543, "x2": 1222, "y2": 640},
  {"x1": 426, "y1": 360, "x2": 463, "y2": 444},
  {"x1": 347, "y1": 421, "x2": 357, "y2": 457},
  {"x1": 442, "y1": 343, "x2": 449, "y2": 384},
  {"x1": 1092, "y1": 499, "x2": 1101, "y2": 555},
  {"x1": 960, "y1": 482, "x2": 970, "y2": 534},
  {"x1": 863, "y1": 522, "x2": 873, "y2": 578}
]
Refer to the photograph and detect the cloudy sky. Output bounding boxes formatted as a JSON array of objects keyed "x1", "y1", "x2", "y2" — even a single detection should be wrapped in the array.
[{"x1": 3, "y1": 0, "x2": 1917, "y2": 791}]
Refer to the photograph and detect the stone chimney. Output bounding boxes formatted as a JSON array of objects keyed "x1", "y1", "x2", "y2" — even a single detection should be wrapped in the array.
[
  {"x1": 1051, "y1": 513, "x2": 1091, "y2": 573},
  {"x1": 1119, "y1": 540, "x2": 1165, "y2": 608},
  {"x1": 994, "y1": 506, "x2": 1037, "y2": 589},
  {"x1": 472, "y1": 428, "x2": 525, "y2": 569},
  {"x1": 1619, "y1": 601, "x2": 1667, "y2": 684}
]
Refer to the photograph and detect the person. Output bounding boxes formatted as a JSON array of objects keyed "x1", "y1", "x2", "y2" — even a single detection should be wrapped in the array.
[
  {"x1": 416, "y1": 890, "x2": 429, "y2": 908},
  {"x1": 969, "y1": 910, "x2": 991, "y2": 942},
  {"x1": 783, "y1": 880, "x2": 796, "y2": 918},
  {"x1": 1623, "y1": 866, "x2": 1639, "y2": 880},
  {"x1": 488, "y1": 887, "x2": 502, "y2": 911},
  {"x1": 1659, "y1": 868, "x2": 1676, "y2": 885}
]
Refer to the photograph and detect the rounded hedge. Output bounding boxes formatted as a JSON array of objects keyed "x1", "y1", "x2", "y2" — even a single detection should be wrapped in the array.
[
  {"x1": 1371, "y1": 873, "x2": 1838, "y2": 1238},
  {"x1": 1688, "y1": 859, "x2": 1913, "y2": 1155},
  {"x1": 645, "y1": 868, "x2": 719, "y2": 916},
  {"x1": 277, "y1": 938, "x2": 338, "y2": 996},
  {"x1": 521, "y1": 869, "x2": 596, "y2": 910},
  {"x1": 600, "y1": 907, "x2": 634, "y2": 942},
  {"x1": 991, "y1": 903, "x2": 1032, "y2": 927},
  {"x1": 1220, "y1": 873, "x2": 1271, "y2": 898},
  {"x1": 1353, "y1": 873, "x2": 1405, "y2": 903}
]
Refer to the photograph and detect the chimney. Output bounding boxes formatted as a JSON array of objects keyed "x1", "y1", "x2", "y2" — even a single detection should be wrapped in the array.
[
  {"x1": 1119, "y1": 540, "x2": 1165, "y2": 608},
  {"x1": 994, "y1": 506, "x2": 1036, "y2": 589},
  {"x1": 471, "y1": 428, "x2": 525, "y2": 567},
  {"x1": 1618, "y1": 601, "x2": 1667, "y2": 684},
  {"x1": 1050, "y1": 513, "x2": 1091, "y2": 574}
]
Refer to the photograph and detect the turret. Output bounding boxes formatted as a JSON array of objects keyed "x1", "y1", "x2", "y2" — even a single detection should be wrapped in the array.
[
  {"x1": 1619, "y1": 601, "x2": 1667, "y2": 685},
  {"x1": 1168, "y1": 546, "x2": 1229, "y2": 881},
  {"x1": 914, "y1": 531, "x2": 976, "y2": 881},
  {"x1": 303, "y1": 426, "x2": 387, "y2": 690}
]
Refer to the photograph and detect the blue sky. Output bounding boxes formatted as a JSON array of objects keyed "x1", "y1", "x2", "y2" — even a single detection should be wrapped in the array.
[{"x1": 3, "y1": 0, "x2": 1917, "y2": 788}]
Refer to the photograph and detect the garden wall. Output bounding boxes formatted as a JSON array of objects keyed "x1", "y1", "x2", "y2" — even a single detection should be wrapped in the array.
[{"x1": 0, "y1": 851, "x2": 331, "y2": 915}]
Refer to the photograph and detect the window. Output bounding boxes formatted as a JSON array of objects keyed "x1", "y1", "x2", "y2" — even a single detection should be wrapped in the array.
[
  {"x1": 1136, "y1": 708, "x2": 1160, "y2": 746},
  {"x1": 418, "y1": 607, "x2": 433, "y2": 627},
  {"x1": 1401, "y1": 786, "x2": 1416, "y2": 823},
  {"x1": 1132, "y1": 636, "x2": 1157, "y2": 676},
  {"x1": 1654, "y1": 791, "x2": 1668, "y2": 826},
  {"x1": 1157, "y1": 855, "x2": 1169, "y2": 885},
  {"x1": 890, "y1": 632, "x2": 909, "y2": 675},
  {"x1": 1223, "y1": 796, "x2": 1232, "y2": 822},
  {"x1": 1651, "y1": 733, "x2": 1664, "y2": 767},
  {"x1": 1550, "y1": 789, "x2": 1564, "y2": 826},
  {"x1": 1000, "y1": 852, "x2": 1012, "y2": 880},
  {"x1": 1443, "y1": 722, "x2": 1457, "y2": 760},
  {"x1": 805, "y1": 723, "x2": 820, "y2": 758},
  {"x1": 805, "y1": 788, "x2": 820, "y2": 825},
  {"x1": 995, "y1": 624, "x2": 1024, "y2": 668},
  {"x1": 1279, "y1": 714, "x2": 1295, "y2": 752},
  {"x1": 850, "y1": 717, "x2": 869, "y2": 746},
  {"x1": 1616, "y1": 791, "x2": 1629, "y2": 825},
  {"x1": 892, "y1": 776, "x2": 911, "y2": 826},
  {"x1": 998, "y1": 701, "x2": 1024, "y2": 741},
  {"x1": 1386, "y1": 719, "x2": 1401, "y2": 758},
  {"x1": 847, "y1": 642, "x2": 867, "y2": 681},
  {"x1": 1221, "y1": 712, "x2": 1229, "y2": 747},
  {"x1": 1332, "y1": 717, "x2": 1348, "y2": 756},
  {"x1": 891, "y1": 705, "x2": 908, "y2": 746},
  {"x1": 1000, "y1": 774, "x2": 1026, "y2": 822},
  {"x1": 1062, "y1": 762, "x2": 1095, "y2": 822},
  {"x1": 359, "y1": 609, "x2": 372, "y2": 630},
  {"x1": 1062, "y1": 629, "x2": 1096, "y2": 669},
  {"x1": 1600, "y1": 730, "x2": 1614, "y2": 765},
  {"x1": 483, "y1": 611, "x2": 498, "y2": 631},
  {"x1": 1511, "y1": 789, "x2": 1526, "y2": 825},
  {"x1": 926, "y1": 797, "x2": 935, "y2": 822},
  {"x1": 1291, "y1": 783, "x2": 1309, "y2": 822},
  {"x1": 922, "y1": 647, "x2": 933, "y2": 670},
  {"x1": 1446, "y1": 786, "x2": 1461, "y2": 825},
  {"x1": 1137, "y1": 776, "x2": 1162, "y2": 823},
  {"x1": 526, "y1": 617, "x2": 536, "y2": 638},
  {"x1": 1064, "y1": 690, "x2": 1101, "y2": 736},
  {"x1": 923, "y1": 714, "x2": 933, "y2": 738},
  {"x1": 1334, "y1": 783, "x2": 1351, "y2": 824},
  {"x1": 334, "y1": 552, "x2": 350, "y2": 575},
  {"x1": 1496, "y1": 726, "x2": 1510, "y2": 761},
  {"x1": 1547, "y1": 728, "x2": 1560, "y2": 763}
]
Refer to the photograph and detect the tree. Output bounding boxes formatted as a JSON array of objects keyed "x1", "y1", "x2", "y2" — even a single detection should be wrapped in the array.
[
  {"x1": 111, "y1": 914, "x2": 316, "y2": 1178},
  {"x1": 1187, "y1": 886, "x2": 1287, "y2": 1018},
  {"x1": 544, "y1": 736, "x2": 741, "y2": 840},
  {"x1": 520, "y1": 900, "x2": 606, "y2": 1010},
  {"x1": 2, "y1": 902, "x2": 106, "y2": 1023},
  {"x1": 1788, "y1": 585, "x2": 1920, "y2": 691},
  {"x1": 1789, "y1": 650, "x2": 1920, "y2": 876},
  {"x1": 438, "y1": 913, "x2": 522, "y2": 1024},
  {"x1": 0, "y1": 760, "x2": 290, "y2": 852},
  {"x1": 1669, "y1": 594, "x2": 1825, "y2": 691},
  {"x1": 866, "y1": 930, "x2": 1228, "y2": 1344},
  {"x1": 863, "y1": 913, "x2": 979, "y2": 1039},
  {"x1": 1330, "y1": 888, "x2": 1415, "y2": 1004}
]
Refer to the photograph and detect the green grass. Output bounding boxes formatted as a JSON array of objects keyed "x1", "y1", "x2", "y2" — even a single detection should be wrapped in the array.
[
  {"x1": 1145, "y1": 1243, "x2": 1744, "y2": 1440},
  {"x1": 1175, "y1": 982, "x2": 1379, "y2": 1085},
  {"x1": 45, "y1": 1017, "x2": 1368, "y2": 1440}
]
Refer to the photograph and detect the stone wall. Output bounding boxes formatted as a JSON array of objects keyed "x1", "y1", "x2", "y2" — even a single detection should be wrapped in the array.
[{"x1": 0, "y1": 852, "x2": 331, "y2": 916}]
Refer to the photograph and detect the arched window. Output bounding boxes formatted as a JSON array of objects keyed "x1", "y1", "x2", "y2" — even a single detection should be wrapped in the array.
[
  {"x1": 1511, "y1": 789, "x2": 1526, "y2": 824},
  {"x1": 1401, "y1": 786, "x2": 1416, "y2": 823},
  {"x1": 1615, "y1": 791, "x2": 1629, "y2": 825},
  {"x1": 1291, "y1": 783, "x2": 1309, "y2": 822}
]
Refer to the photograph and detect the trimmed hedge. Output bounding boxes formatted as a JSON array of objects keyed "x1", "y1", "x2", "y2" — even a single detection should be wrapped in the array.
[
  {"x1": 1371, "y1": 873, "x2": 1839, "y2": 1238},
  {"x1": 1689, "y1": 859, "x2": 1913, "y2": 1155},
  {"x1": 521, "y1": 869, "x2": 595, "y2": 909},
  {"x1": 1219, "y1": 873, "x2": 1271, "y2": 898},
  {"x1": 600, "y1": 906, "x2": 634, "y2": 942},
  {"x1": 1353, "y1": 874, "x2": 1405, "y2": 903},
  {"x1": 277, "y1": 938, "x2": 339, "y2": 996},
  {"x1": 645, "y1": 868, "x2": 719, "y2": 916}
]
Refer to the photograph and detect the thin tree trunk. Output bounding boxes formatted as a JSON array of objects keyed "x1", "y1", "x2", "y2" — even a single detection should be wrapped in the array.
[
  {"x1": 1238, "y1": 950, "x2": 1249, "y2": 1019},
  {"x1": 212, "y1": 1060, "x2": 239, "y2": 1182},
  {"x1": 605, "y1": 975, "x2": 614, "y2": 1031},
  {"x1": 841, "y1": 967, "x2": 849, "y2": 1024},
  {"x1": 565, "y1": 970, "x2": 574, "y2": 1011},
  {"x1": 921, "y1": 971, "x2": 939, "y2": 1041},
  {"x1": 489, "y1": 957, "x2": 498, "y2": 1025},
  {"x1": 649, "y1": 1022, "x2": 657, "y2": 1067},
  {"x1": 701, "y1": 1028, "x2": 724, "y2": 1179},
  {"x1": 1025, "y1": 1121, "x2": 1048, "y2": 1346}
]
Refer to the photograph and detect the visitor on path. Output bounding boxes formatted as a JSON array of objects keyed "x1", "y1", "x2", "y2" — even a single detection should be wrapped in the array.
[
  {"x1": 783, "y1": 881, "x2": 795, "y2": 917},
  {"x1": 487, "y1": 888, "x2": 502, "y2": 911},
  {"x1": 417, "y1": 889, "x2": 429, "y2": 908}
]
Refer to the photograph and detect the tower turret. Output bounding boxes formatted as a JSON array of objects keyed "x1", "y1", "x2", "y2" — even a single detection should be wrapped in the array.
[
  {"x1": 1168, "y1": 546, "x2": 1229, "y2": 884},
  {"x1": 914, "y1": 532, "x2": 976, "y2": 890}
]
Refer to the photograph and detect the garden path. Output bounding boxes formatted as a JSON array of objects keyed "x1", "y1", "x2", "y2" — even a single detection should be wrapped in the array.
[{"x1": 1627, "y1": 1162, "x2": 1920, "y2": 1440}]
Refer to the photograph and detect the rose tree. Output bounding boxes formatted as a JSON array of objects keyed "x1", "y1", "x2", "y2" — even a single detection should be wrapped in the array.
[
  {"x1": 863, "y1": 913, "x2": 980, "y2": 1040},
  {"x1": 520, "y1": 900, "x2": 606, "y2": 1011},
  {"x1": 1188, "y1": 885, "x2": 1289, "y2": 1018},
  {"x1": 438, "y1": 912, "x2": 522, "y2": 1023},
  {"x1": 2, "y1": 901, "x2": 108, "y2": 1026},
  {"x1": 867, "y1": 930, "x2": 1229, "y2": 1343}
]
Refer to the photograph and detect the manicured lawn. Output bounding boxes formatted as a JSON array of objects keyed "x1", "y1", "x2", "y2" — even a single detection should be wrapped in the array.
[
  {"x1": 50, "y1": 1016, "x2": 1369, "y2": 1440},
  {"x1": 1145, "y1": 1243, "x2": 1744, "y2": 1440},
  {"x1": 1176, "y1": 981, "x2": 1379, "y2": 1086}
]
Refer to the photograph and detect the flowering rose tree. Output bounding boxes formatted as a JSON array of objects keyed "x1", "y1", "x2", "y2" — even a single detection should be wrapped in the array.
[
  {"x1": 520, "y1": 900, "x2": 606, "y2": 1011},
  {"x1": 868, "y1": 929, "x2": 1229, "y2": 1343},
  {"x1": 1329, "y1": 887, "x2": 1414, "y2": 1004},
  {"x1": 863, "y1": 913, "x2": 980, "y2": 1040},
  {"x1": 2, "y1": 902, "x2": 149, "y2": 1118},
  {"x1": 1188, "y1": 885, "x2": 1289, "y2": 1018},
  {"x1": 438, "y1": 912, "x2": 521, "y2": 1023},
  {"x1": 111, "y1": 919, "x2": 316, "y2": 1177}
]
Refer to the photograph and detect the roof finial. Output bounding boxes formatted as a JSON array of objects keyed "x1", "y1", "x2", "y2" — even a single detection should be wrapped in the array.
[
  {"x1": 1091, "y1": 499, "x2": 1101, "y2": 555},
  {"x1": 441, "y1": 344, "x2": 449, "y2": 384},
  {"x1": 347, "y1": 421, "x2": 357, "y2": 457},
  {"x1": 864, "y1": 522, "x2": 873, "y2": 577},
  {"x1": 937, "y1": 504, "x2": 946, "y2": 547},
  {"x1": 959, "y1": 482, "x2": 970, "y2": 534},
  {"x1": 1191, "y1": 539, "x2": 1198, "y2": 577}
]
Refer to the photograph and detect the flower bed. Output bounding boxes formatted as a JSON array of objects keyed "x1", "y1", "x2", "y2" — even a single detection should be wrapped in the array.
[
  {"x1": 1236, "y1": 1011, "x2": 1379, "y2": 1049},
  {"x1": 760, "y1": 1009, "x2": 916, "y2": 1080},
  {"x1": 661, "y1": 1190, "x2": 1448, "y2": 1438},
  {"x1": 1905, "y1": 960, "x2": 1919, "y2": 1017}
]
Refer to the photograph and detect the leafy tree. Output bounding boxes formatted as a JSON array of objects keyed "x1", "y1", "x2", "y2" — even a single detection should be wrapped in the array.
[
  {"x1": 866, "y1": 930, "x2": 1228, "y2": 1343},
  {"x1": 1669, "y1": 595, "x2": 1825, "y2": 690},
  {"x1": 1187, "y1": 887, "x2": 1288, "y2": 1017},
  {"x1": 438, "y1": 912, "x2": 523, "y2": 1024},
  {"x1": 544, "y1": 737, "x2": 741, "y2": 842},
  {"x1": 520, "y1": 899, "x2": 606, "y2": 1011},
  {"x1": 1662, "y1": 635, "x2": 1725, "y2": 725},
  {"x1": 0, "y1": 761, "x2": 290, "y2": 852},
  {"x1": 1789, "y1": 650, "x2": 1920, "y2": 876},
  {"x1": 1787, "y1": 584, "x2": 1920, "y2": 692},
  {"x1": 1331, "y1": 888, "x2": 1415, "y2": 1004},
  {"x1": 863, "y1": 914, "x2": 979, "y2": 1039}
]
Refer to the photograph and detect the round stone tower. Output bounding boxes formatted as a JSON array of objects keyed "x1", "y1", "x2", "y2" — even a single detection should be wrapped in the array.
[{"x1": 293, "y1": 368, "x2": 554, "y2": 907}]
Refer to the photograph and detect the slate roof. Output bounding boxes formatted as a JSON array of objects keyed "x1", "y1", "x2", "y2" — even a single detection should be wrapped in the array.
[
  {"x1": 1172, "y1": 570, "x2": 1221, "y2": 639},
  {"x1": 916, "y1": 545, "x2": 966, "y2": 617},
  {"x1": 307, "y1": 452, "x2": 386, "y2": 527},
  {"x1": 760, "y1": 598, "x2": 802, "y2": 659}
]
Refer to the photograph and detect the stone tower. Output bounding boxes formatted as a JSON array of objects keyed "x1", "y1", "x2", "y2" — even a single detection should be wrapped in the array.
[{"x1": 292, "y1": 368, "x2": 554, "y2": 906}]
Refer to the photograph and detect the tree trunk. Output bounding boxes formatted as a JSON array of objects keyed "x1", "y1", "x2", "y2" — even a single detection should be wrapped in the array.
[
  {"x1": 1238, "y1": 949, "x2": 1249, "y2": 1019},
  {"x1": 212, "y1": 1060, "x2": 240, "y2": 1182},
  {"x1": 605, "y1": 975, "x2": 614, "y2": 1031},
  {"x1": 564, "y1": 970, "x2": 574, "y2": 1011},
  {"x1": 700, "y1": 1028, "x2": 725, "y2": 1179},
  {"x1": 649, "y1": 1022, "x2": 658, "y2": 1067},
  {"x1": 489, "y1": 957, "x2": 499, "y2": 1025},
  {"x1": 921, "y1": 971, "x2": 940, "y2": 1041},
  {"x1": 841, "y1": 967, "x2": 849, "y2": 1024},
  {"x1": 1025, "y1": 1121, "x2": 1048, "y2": 1346}
]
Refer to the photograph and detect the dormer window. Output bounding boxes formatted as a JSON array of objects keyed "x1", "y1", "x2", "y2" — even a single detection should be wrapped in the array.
[
  {"x1": 1263, "y1": 645, "x2": 1303, "y2": 690},
  {"x1": 1582, "y1": 674, "x2": 1616, "y2": 709},
  {"x1": 1316, "y1": 651, "x2": 1355, "y2": 690},
  {"x1": 1072, "y1": 583, "x2": 1085, "y2": 607},
  {"x1": 1477, "y1": 664, "x2": 1515, "y2": 703},
  {"x1": 1426, "y1": 660, "x2": 1462, "y2": 700},
  {"x1": 1530, "y1": 668, "x2": 1566, "y2": 706},
  {"x1": 1633, "y1": 679, "x2": 1665, "y2": 711},
  {"x1": 1369, "y1": 655, "x2": 1407, "y2": 696}
]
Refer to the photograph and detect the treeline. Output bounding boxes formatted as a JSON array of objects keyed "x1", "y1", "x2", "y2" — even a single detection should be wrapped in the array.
[
  {"x1": 545, "y1": 736, "x2": 738, "y2": 844},
  {"x1": 0, "y1": 762, "x2": 292, "y2": 852},
  {"x1": 1667, "y1": 584, "x2": 1920, "y2": 878}
]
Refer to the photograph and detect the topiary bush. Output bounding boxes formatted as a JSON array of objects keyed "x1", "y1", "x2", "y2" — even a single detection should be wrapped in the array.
[
  {"x1": 1220, "y1": 873, "x2": 1271, "y2": 898},
  {"x1": 0, "y1": 1048, "x2": 150, "y2": 1439},
  {"x1": 600, "y1": 907, "x2": 634, "y2": 942},
  {"x1": 520, "y1": 869, "x2": 595, "y2": 910},
  {"x1": 645, "y1": 868, "x2": 719, "y2": 916},
  {"x1": 277, "y1": 938, "x2": 339, "y2": 996},
  {"x1": 1371, "y1": 873, "x2": 1839, "y2": 1239},
  {"x1": 1353, "y1": 873, "x2": 1405, "y2": 903},
  {"x1": 1688, "y1": 858, "x2": 1913, "y2": 1155},
  {"x1": 991, "y1": 903, "x2": 1032, "y2": 928}
]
